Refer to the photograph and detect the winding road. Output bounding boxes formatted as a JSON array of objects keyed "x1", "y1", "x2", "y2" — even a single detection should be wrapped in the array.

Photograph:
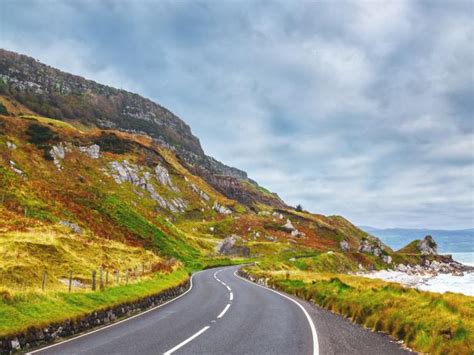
[{"x1": 28, "y1": 266, "x2": 411, "y2": 355}]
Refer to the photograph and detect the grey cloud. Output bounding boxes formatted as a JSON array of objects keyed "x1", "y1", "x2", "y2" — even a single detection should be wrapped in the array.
[{"x1": 0, "y1": 0, "x2": 472, "y2": 228}]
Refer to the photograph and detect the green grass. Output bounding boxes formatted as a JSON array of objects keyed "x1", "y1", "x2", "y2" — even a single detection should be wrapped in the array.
[
  {"x1": 244, "y1": 266, "x2": 474, "y2": 354},
  {"x1": 19, "y1": 114, "x2": 78, "y2": 130},
  {"x1": 0, "y1": 268, "x2": 188, "y2": 337},
  {"x1": 100, "y1": 195, "x2": 202, "y2": 269}
]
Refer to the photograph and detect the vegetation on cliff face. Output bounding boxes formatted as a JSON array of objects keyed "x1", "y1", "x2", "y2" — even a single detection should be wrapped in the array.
[
  {"x1": 0, "y1": 96, "x2": 402, "y2": 335},
  {"x1": 0, "y1": 49, "x2": 286, "y2": 208},
  {"x1": 0, "y1": 52, "x2": 471, "y2": 354}
]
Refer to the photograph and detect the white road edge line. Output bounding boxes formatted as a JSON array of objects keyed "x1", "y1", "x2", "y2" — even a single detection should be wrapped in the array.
[
  {"x1": 229, "y1": 292, "x2": 233, "y2": 301},
  {"x1": 26, "y1": 270, "x2": 203, "y2": 355},
  {"x1": 217, "y1": 304, "x2": 231, "y2": 318},
  {"x1": 234, "y1": 270, "x2": 320, "y2": 355},
  {"x1": 163, "y1": 326, "x2": 210, "y2": 355}
]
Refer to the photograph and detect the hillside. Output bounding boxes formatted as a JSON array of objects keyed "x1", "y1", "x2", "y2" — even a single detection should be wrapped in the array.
[
  {"x1": 0, "y1": 50, "x2": 418, "y2": 341},
  {"x1": 0, "y1": 50, "x2": 401, "y2": 293},
  {"x1": 0, "y1": 50, "x2": 472, "y2": 355},
  {"x1": 0, "y1": 101, "x2": 393, "y2": 283},
  {"x1": 0, "y1": 49, "x2": 284, "y2": 209}
]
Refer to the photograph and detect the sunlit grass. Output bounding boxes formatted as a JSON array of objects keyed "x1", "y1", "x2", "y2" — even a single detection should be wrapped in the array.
[
  {"x1": 245, "y1": 266, "x2": 474, "y2": 354},
  {"x1": 0, "y1": 268, "x2": 188, "y2": 337}
]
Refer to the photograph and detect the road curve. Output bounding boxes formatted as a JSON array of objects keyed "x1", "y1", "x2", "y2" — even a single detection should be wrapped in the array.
[{"x1": 28, "y1": 266, "x2": 411, "y2": 355}]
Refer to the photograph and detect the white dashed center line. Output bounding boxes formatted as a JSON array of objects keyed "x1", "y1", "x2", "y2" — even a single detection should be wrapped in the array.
[
  {"x1": 163, "y1": 326, "x2": 210, "y2": 355},
  {"x1": 217, "y1": 304, "x2": 231, "y2": 319},
  {"x1": 163, "y1": 269, "x2": 235, "y2": 354}
]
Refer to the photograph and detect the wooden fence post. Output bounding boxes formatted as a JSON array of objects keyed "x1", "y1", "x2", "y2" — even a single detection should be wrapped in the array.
[
  {"x1": 92, "y1": 270, "x2": 96, "y2": 291},
  {"x1": 142, "y1": 263, "x2": 145, "y2": 275},
  {"x1": 99, "y1": 266, "x2": 104, "y2": 290},
  {"x1": 105, "y1": 269, "x2": 109, "y2": 288},
  {"x1": 68, "y1": 271, "x2": 73, "y2": 293},
  {"x1": 116, "y1": 270, "x2": 120, "y2": 284},
  {"x1": 41, "y1": 270, "x2": 47, "y2": 291}
]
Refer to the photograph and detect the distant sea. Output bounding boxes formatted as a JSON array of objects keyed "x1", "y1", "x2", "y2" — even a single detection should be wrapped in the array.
[{"x1": 359, "y1": 226, "x2": 474, "y2": 266}]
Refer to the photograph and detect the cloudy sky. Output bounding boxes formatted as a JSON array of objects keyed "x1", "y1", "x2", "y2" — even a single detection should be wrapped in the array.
[{"x1": 1, "y1": 0, "x2": 473, "y2": 229}]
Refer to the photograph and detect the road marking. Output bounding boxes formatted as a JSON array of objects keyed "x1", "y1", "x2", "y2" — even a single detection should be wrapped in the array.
[
  {"x1": 234, "y1": 270, "x2": 320, "y2": 355},
  {"x1": 163, "y1": 326, "x2": 210, "y2": 355},
  {"x1": 217, "y1": 304, "x2": 231, "y2": 318},
  {"x1": 229, "y1": 292, "x2": 233, "y2": 301},
  {"x1": 26, "y1": 271, "x2": 203, "y2": 355}
]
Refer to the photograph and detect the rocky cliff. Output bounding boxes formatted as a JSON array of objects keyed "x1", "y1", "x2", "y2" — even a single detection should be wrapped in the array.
[{"x1": 0, "y1": 49, "x2": 282, "y2": 208}]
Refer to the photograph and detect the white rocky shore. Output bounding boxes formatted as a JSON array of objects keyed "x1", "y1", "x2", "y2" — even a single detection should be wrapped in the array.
[
  {"x1": 359, "y1": 235, "x2": 474, "y2": 296},
  {"x1": 359, "y1": 256, "x2": 474, "y2": 296},
  {"x1": 361, "y1": 268, "x2": 474, "y2": 296}
]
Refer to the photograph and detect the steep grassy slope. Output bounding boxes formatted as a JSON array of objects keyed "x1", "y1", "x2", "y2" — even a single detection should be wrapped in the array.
[
  {"x1": 0, "y1": 49, "x2": 287, "y2": 209},
  {"x1": 0, "y1": 51, "x2": 470, "y2": 354},
  {"x1": 0, "y1": 61, "x2": 424, "y2": 341},
  {"x1": 0, "y1": 96, "x2": 391, "y2": 292}
]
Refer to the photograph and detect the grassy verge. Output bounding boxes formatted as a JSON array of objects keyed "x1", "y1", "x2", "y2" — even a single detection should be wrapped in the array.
[
  {"x1": 0, "y1": 268, "x2": 188, "y2": 337},
  {"x1": 202, "y1": 257, "x2": 254, "y2": 269},
  {"x1": 243, "y1": 267, "x2": 473, "y2": 354}
]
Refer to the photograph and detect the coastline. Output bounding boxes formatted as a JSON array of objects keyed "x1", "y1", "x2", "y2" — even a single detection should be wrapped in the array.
[{"x1": 360, "y1": 268, "x2": 474, "y2": 296}]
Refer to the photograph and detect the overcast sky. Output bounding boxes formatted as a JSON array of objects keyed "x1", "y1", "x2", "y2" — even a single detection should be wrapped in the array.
[{"x1": 1, "y1": 0, "x2": 473, "y2": 229}]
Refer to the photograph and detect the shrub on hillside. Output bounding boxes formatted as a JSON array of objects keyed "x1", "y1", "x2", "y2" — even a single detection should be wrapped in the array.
[
  {"x1": 26, "y1": 123, "x2": 57, "y2": 147},
  {"x1": 0, "y1": 103, "x2": 8, "y2": 116},
  {"x1": 94, "y1": 133, "x2": 131, "y2": 154}
]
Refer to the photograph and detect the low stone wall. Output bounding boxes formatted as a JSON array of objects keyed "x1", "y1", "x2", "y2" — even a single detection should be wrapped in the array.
[
  {"x1": 237, "y1": 269, "x2": 269, "y2": 287},
  {"x1": 0, "y1": 280, "x2": 190, "y2": 354}
]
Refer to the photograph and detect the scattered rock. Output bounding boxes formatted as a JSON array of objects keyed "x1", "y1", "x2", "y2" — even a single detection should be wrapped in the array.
[
  {"x1": 272, "y1": 212, "x2": 284, "y2": 219},
  {"x1": 340, "y1": 240, "x2": 350, "y2": 252},
  {"x1": 11, "y1": 338, "x2": 20, "y2": 350},
  {"x1": 417, "y1": 235, "x2": 438, "y2": 255},
  {"x1": 79, "y1": 144, "x2": 100, "y2": 159},
  {"x1": 155, "y1": 164, "x2": 179, "y2": 192},
  {"x1": 281, "y1": 219, "x2": 305, "y2": 238},
  {"x1": 190, "y1": 183, "x2": 209, "y2": 202},
  {"x1": 9, "y1": 160, "x2": 25, "y2": 176},
  {"x1": 281, "y1": 219, "x2": 295, "y2": 232},
  {"x1": 49, "y1": 143, "x2": 68, "y2": 170},
  {"x1": 397, "y1": 264, "x2": 408, "y2": 272},
  {"x1": 358, "y1": 237, "x2": 385, "y2": 259},
  {"x1": 108, "y1": 160, "x2": 143, "y2": 186},
  {"x1": 59, "y1": 220, "x2": 82, "y2": 234},
  {"x1": 6, "y1": 141, "x2": 16, "y2": 149},
  {"x1": 430, "y1": 260, "x2": 440, "y2": 271},
  {"x1": 108, "y1": 160, "x2": 187, "y2": 212},
  {"x1": 217, "y1": 235, "x2": 249, "y2": 256},
  {"x1": 213, "y1": 201, "x2": 232, "y2": 215}
]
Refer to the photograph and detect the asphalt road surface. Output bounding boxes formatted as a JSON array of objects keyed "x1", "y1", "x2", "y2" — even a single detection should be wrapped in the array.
[{"x1": 28, "y1": 266, "x2": 411, "y2": 355}]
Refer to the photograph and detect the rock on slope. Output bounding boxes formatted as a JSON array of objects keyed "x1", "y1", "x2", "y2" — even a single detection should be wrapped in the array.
[
  {"x1": 0, "y1": 49, "x2": 283, "y2": 209},
  {"x1": 0, "y1": 50, "x2": 411, "y2": 287}
]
